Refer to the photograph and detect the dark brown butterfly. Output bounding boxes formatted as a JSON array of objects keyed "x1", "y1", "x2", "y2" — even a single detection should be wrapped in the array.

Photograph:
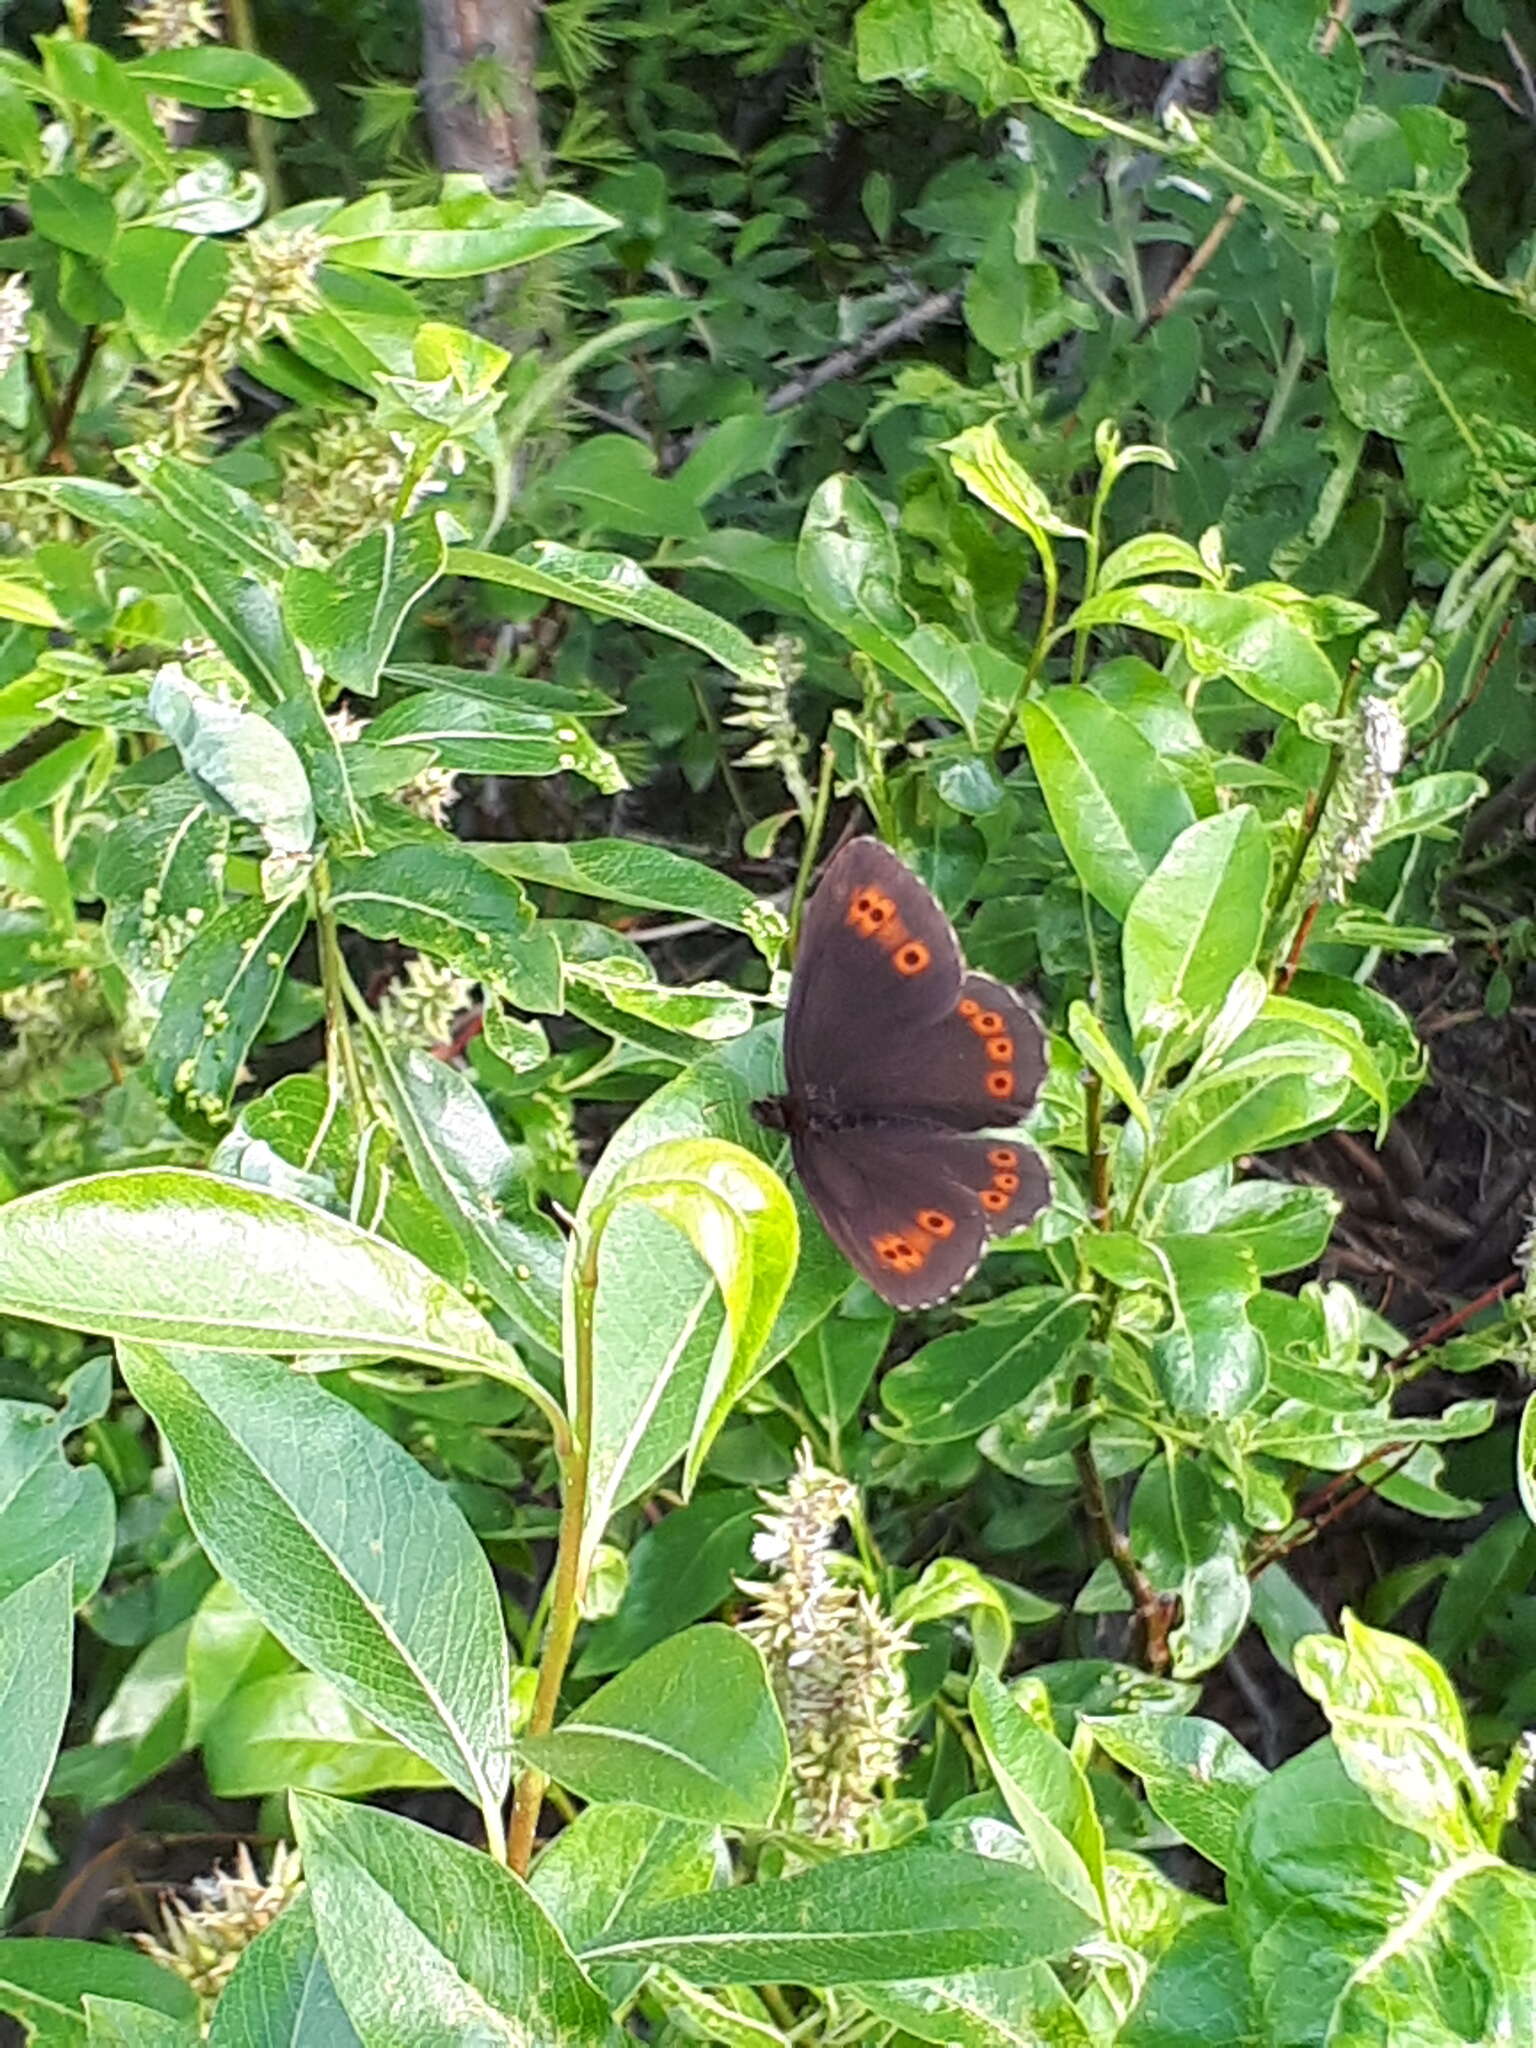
[{"x1": 753, "y1": 837, "x2": 1052, "y2": 1309}]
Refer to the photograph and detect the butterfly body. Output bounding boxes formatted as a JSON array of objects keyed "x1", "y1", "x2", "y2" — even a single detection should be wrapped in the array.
[{"x1": 753, "y1": 837, "x2": 1052, "y2": 1309}]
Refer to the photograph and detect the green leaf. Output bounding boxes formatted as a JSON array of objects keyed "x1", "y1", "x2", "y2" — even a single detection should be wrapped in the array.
[
  {"x1": 325, "y1": 187, "x2": 616, "y2": 277},
  {"x1": 1326, "y1": 1858, "x2": 1536, "y2": 2048},
  {"x1": 354, "y1": 1035, "x2": 564, "y2": 1354},
  {"x1": 522, "y1": 1625, "x2": 788, "y2": 1826},
  {"x1": 146, "y1": 891, "x2": 306, "y2": 1130},
  {"x1": 1119, "y1": 1913, "x2": 1261, "y2": 2048},
  {"x1": 581, "y1": 1845, "x2": 1096, "y2": 1983},
  {"x1": 207, "y1": 1895, "x2": 360, "y2": 2048},
  {"x1": 105, "y1": 227, "x2": 229, "y2": 354},
  {"x1": 854, "y1": 0, "x2": 1018, "y2": 112},
  {"x1": 970, "y1": 1671, "x2": 1105, "y2": 1920},
  {"x1": 1293, "y1": 1611, "x2": 1485, "y2": 1851},
  {"x1": 883, "y1": 1290, "x2": 1093, "y2": 1444},
  {"x1": 1373, "y1": 770, "x2": 1486, "y2": 850},
  {"x1": 203, "y1": 1670, "x2": 446, "y2": 1797},
  {"x1": 293, "y1": 1792, "x2": 619, "y2": 2044},
  {"x1": 1087, "y1": 1712, "x2": 1266, "y2": 1871},
  {"x1": 1131, "y1": 1458, "x2": 1248, "y2": 1678},
  {"x1": 125, "y1": 46, "x2": 314, "y2": 115},
  {"x1": 0, "y1": 1388, "x2": 115, "y2": 1607},
  {"x1": 283, "y1": 515, "x2": 445, "y2": 697},
  {"x1": 854, "y1": 1962, "x2": 1092, "y2": 2048},
  {"x1": 1155, "y1": 1024, "x2": 1352, "y2": 1181},
  {"x1": 148, "y1": 664, "x2": 314, "y2": 859},
  {"x1": 544, "y1": 434, "x2": 708, "y2": 540},
  {"x1": 364, "y1": 688, "x2": 623, "y2": 792},
  {"x1": 579, "y1": 1136, "x2": 798, "y2": 1535},
  {"x1": 1329, "y1": 215, "x2": 1536, "y2": 539},
  {"x1": 452, "y1": 542, "x2": 765, "y2": 679},
  {"x1": 1122, "y1": 809, "x2": 1271, "y2": 1044},
  {"x1": 1145, "y1": 1236, "x2": 1265, "y2": 1420},
  {"x1": 0, "y1": 1563, "x2": 72, "y2": 1911},
  {"x1": 185, "y1": 1579, "x2": 288, "y2": 1744},
  {"x1": 1092, "y1": 0, "x2": 1357, "y2": 182},
  {"x1": 576, "y1": 1489, "x2": 759, "y2": 1677},
  {"x1": 0, "y1": 1939, "x2": 194, "y2": 2045},
  {"x1": 529, "y1": 1804, "x2": 717, "y2": 2005},
  {"x1": 0, "y1": 1166, "x2": 537, "y2": 1397},
  {"x1": 29, "y1": 174, "x2": 117, "y2": 258},
  {"x1": 37, "y1": 33, "x2": 170, "y2": 169},
  {"x1": 328, "y1": 837, "x2": 544, "y2": 995},
  {"x1": 946, "y1": 418, "x2": 1085, "y2": 552},
  {"x1": 1521, "y1": 1394, "x2": 1536, "y2": 1531},
  {"x1": 1067, "y1": 1002, "x2": 1151, "y2": 1132},
  {"x1": 796, "y1": 476, "x2": 981, "y2": 730},
  {"x1": 788, "y1": 1299, "x2": 892, "y2": 1436},
  {"x1": 892, "y1": 1556, "x2": 1050, "y2": 1673},
  {"x1": 474, "y1": 837, "x2": 760, "y2": 934},
  {"x1": 83, "y1": 1998, "x2": 197, "y2": 2046},
  {"x1": 120, "y1": 1343, "x2": 511, "y2": 1815},
  {"x1": 1072, "y1": 586, "x2": 1340, "y2": 720},
  {"x1": 1208, "y1": 1181, "x2": 1339, "y2": 1276},
  {"x1": 1021, "y1": 690, "x2": 1196, "y2": 918}
]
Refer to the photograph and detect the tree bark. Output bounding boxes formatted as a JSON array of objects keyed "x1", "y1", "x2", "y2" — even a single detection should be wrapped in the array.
[{"x1": 419, "y1": 0, "x2": 543, "y2": 191}]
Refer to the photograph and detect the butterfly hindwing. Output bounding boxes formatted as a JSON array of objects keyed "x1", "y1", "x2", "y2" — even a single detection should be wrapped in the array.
[{"x1": 792, "y1": 1122, "x2": 1053, "y2": 1311}]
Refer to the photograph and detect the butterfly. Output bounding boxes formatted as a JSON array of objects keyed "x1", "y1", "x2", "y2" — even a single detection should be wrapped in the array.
[{"x1": 753, "y1": 836, "x2": 1052, "y2": 1309}]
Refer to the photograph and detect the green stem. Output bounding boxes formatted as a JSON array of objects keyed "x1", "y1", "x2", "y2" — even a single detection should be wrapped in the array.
[
  {"x1": 788, "y1": 746, "x2": 835, "y2": 957},
  {"x1": 313, "y1": 874, "x2": 369, "y2": 1115},
  {"x1": 225, "y1": 0, "x2": 285, "y2": 213},
  {"x1": 997, "y1": 550, "x2": 1058, "y2": 755},
  {"x1": 1256, "y1": 324, "x2": 1308, "y2": 449},
  {"x1": 1070, "y1": 465, "x2": 1115, "y2": 688},
  {"x1": 507, "y1": 1236, "x2": 597, "y2": 1875}
]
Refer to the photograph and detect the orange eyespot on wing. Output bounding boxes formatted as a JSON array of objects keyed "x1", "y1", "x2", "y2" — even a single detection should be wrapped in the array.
[
  {"x1": 988, "y1": 1147, "x2": 1017, "y2": 1170},
  {"x1": 972, "y1": 1010, "x2": 1003, "y2": 1037},
  {"x1": 872, "y1": 1230, "x2": 927, "y2": 1275},
  {"x1": 985, "y1": 1068, "x2": 1014, "y2": 1099},
  {"x1": 980, "y1": 1187, "x2": 1008, "y2": 1214},
  {"x1": 994, "y1": 1172, "x2": 1019, "y2": 1194},
  {"x1": 894, "y1": 940, "x2": 930, "y2": 977},
  {"x1": 986, "y1": 1036, "x2": 1013, "y2": 1063},
  {"x1": 848, "y1": 886, "x2": 898, "y2": 939},
  {"x1": 917, "y1": 1208, "x2": 955, "y2": 1238},
  {"x1": 958, "y1": 997, "x2": 979, "y2": 1019}
]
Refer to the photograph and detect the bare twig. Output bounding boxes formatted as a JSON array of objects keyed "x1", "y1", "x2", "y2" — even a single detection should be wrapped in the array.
[
  {"x1": 764, "y1": 287, "x2": 962, "y2": 414},
  {"x1": 1136, "y1": 194, "x2": 1246, "y2": 335}
]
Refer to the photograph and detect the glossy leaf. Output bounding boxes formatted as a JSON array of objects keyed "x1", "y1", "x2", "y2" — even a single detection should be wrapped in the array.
[
  {"x1": 576, "y1": 1489, "x2": 759, "y2": 1677},
  {"x1": 1293, "y1": 1611, "x2": 1485, "y2": 1851},
  {"x1": 148, "y1": 665, "x2": 314, "y2": 858},
  {"x1": 355, "y1": 1035, "x2": 564, "y2": 1353},
  {"x1": 882, "y1": 1289, "x2": 1092, "y2": 1444},
  {"x1": 1122, "y1": 808, "x2": 1270, "y2": 1043},
  {"x1": 325, "y1": 187, "x2": 616, "y2": 277},
  {"x1": 970, "y1": 1670, "x2": 1104, "y2": 1920},
  {"x1": 473, "y1": 836, "x2": 760, "y2": 933},
  {"x1": 0, "y1": 1939, "x2": 195, "y2": 2044},
  {"x1": 1021, "y1": 690, "x2": 1196, "y2": 918},
  {"x1": 283, "y1": 514, "x2": 446, "y2": 697},
  {"x1": 294, "y1": 1792, "x2": 619, "y2": 2044},
  {"x1": 0, "y1": 1168, "x2": 526, "y2": 1384},
  {"x1": 327, "y1": 837, "x2": 547, "y2": 999},
  {"x1": 146, "y1": 891, "x2": 307, "y2": 1130},
  {"x1": 0, "y1": 1385, "x2": 115, "y2": 1607},
  {"x1": 207, "y1": 1895, "x2": 361, "y2": 2048},
  {"x1": 529, "y1": 1804, "x2": 717, "y2": 2005},
  {"x1": 125, "y1": 46, "x2": 314, "y2": 114},
  {"x1": 580, "y1": 1845, "x2": 1096, "y2": 1983},
  {"x1": 1073, "y1": 586, "x2": 1340, "y2": 719},
  {"x1": 120, "y1": 1343, "x2": 511, "y2": 1814},
  {"x1": 452, "y1": 541, "x2": 765, "y2": 678},
  {"x1": 105, "y1": 226, "x2": 229, "y2": 354},
  {"x1": 1088, "y1": 1712, "x2": 1266, "y2": 1871},
  {"x1": 579, "y1": 1137, "x2": 798, "y2": 1543},
  {"x1": 364, "y1": 688, "x2": 624, "y2": 792},
  {"x1": 523, "y1": 1625, "x2": 787, "y2": 1824},
  {"x1": 203, "y1": 1672, "x2": 447, "y2": 1797},
  {"x1": 0, "y1": 1563, "x2": 73, "y2": 1910}
]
